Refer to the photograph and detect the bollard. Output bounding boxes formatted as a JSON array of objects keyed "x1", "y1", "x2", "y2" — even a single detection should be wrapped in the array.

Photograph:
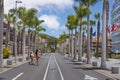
[
  {"x1": 106, "y1": 78, "x2": 119, "y2": 80},
  {"x1": 111, "y1": 67, "x2": 119, "y2": 74},
  {"x1": 92, "y1": 62, "x2": 97, "y2": 67},
  {"x1": 83, "y1": 59, "x2": 87, "y2": 63},
  {"x1": 7, "y1": 60, "x2": 12, "y2": 65},
  {"x1": 26, "y1": 57, "x2": 29, "y2": 61},
  {"x1": 19, "y1": 58, "x2": 23, "y2": 62}
]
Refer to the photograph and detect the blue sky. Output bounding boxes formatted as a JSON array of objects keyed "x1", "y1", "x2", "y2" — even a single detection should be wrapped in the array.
[{"x1": 4, "y1": 0, "x2": 114, "y2": 38}]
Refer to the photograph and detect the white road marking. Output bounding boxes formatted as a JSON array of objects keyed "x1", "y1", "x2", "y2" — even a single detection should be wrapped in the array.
[
  {"x1": 43, "y1": 55, "x2": 51, "y2": 80},
  {"x1": 84, "y1": 75, "x2": 98, "y2": 80},
  {"x1": 54, "y1": 55, "x2": 64, "y2": 80},
  {"x1": 12, "y1": 72, "x2": 23, "y2": 80}
]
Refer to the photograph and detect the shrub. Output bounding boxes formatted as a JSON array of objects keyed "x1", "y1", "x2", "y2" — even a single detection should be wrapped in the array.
[
  {"x1": 65, "y1": 50, "x2": 68, "y2": 54},
  {"x1": 3, "y1": 46, "x2": 12, "y2": 58}
]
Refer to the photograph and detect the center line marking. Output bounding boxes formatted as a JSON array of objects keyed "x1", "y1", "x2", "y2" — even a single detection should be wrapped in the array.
[
  {"x1": 54, "y1": 55, "x2": 64, "y2": 80},
  {"x1": 43, "y1": 55, "x2": 51, "y2": 80},
  {"x1": 12, "y1": 72, "x2": 23, "y2": 80}
]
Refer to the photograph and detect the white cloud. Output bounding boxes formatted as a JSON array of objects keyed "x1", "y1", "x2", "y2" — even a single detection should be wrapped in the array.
[
  {"x1": 60, "y1": 25, "x2": 67, "y2": 30},
  {"x1": 39, "y1": 15, "x2": 60, "y2": 30},
  {"x1": 4, "y1": 0, "x2": 74, "y2": 13}
]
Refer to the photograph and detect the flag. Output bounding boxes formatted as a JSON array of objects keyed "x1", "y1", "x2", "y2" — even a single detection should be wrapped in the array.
[
  {"x1": 107, "y1": 26, "x2": 111, "y2": 33},
  {"x1": 111, "y1": 23, "x2": 119, "y2": 32},
  {"x1": 92, "y1": 31, "x2": 96, "y2": 36}
]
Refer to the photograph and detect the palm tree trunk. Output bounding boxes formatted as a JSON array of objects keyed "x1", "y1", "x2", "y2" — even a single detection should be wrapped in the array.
[
  {"x1": 101, "y1": 0, "x2": 107, "y2": 69},
  {"x1": 73, "y1": 33, "x2": 76, "y2": 60},
  {"x1": 87, "y1": 15, "x2": 91, "y2": 64},
  {"x1": 90, "y1": 27, "x2": 93, "y2": 54},
  {"x1": 96, "y1": 21, "x2": 100, "y2": 58},
  {"x1": 106, "y1": 0, "x2": 109, "y2": 59},
  {"x1": 78, "y1": 26, "x2": 82, "y2": 61},
  {"x1": 73, "y1": 28, "x2": 77, "y2": 60},
  {"x1": 0, "y1": 0, "x2": 4, "y2": 67},
  {"x1": 71, "y1": 30, "x2": 74, "y2": 58},
  {"x1": 68, "y1": 30, "x2": 71, "y2": 57},
  {"x1": 20, "y1": 30, "x2": 22, "y2": 57},
  {"x1": 6, "y1": 22, "x2": 10, "y2": 47},
  {"x1": 82, "y1": 32, "x2": 84, "y2": 54},
  {"x1": 22, "y1": 26, "x2": 26, "y2": 61},
  {"x1": 13, "y1": 27, "x2": 17, "y2": 63},
  {"x1": 86, "y1": 4, "x2": 91, "y2": 64},
  {"x1": 17, "y1": 31, "x2": 20, "y2": 55},
  {"x1": 28, "y1": 28, "x2": 30, "y2": 59}
]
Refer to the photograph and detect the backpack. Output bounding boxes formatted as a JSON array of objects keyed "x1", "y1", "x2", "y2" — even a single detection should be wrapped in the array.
[{"x1": 37, "y1": 53, "x2": 41, "y2": 58}]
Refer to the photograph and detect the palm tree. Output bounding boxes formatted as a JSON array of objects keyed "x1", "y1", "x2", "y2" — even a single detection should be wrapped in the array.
[
  {"x1": 65, "y1": 24, "x2": 71, "y2": 57},
  {"x1": 58, "y1": 32, "x2": 68, "y2": 55},
  {"x1": 101, "y1": 0, "x2": 108, "y2": 69},
  {"x1": 106, "y1": 0, "x2": 109, "y2": 59},
  {"x1": 77, "y1": 0, "x2": 99, "y2": 64},
  {"x1": 17, "y1": 7, "x2": 38, "y2": 60},
  {"x1": 9, "y1": 8, "x2": 18, "y2": 62},
  {"x1": 0, "y1": 0, "x2": 4, "y2": 67},
  {"x1": 68, "y1": 14, "x2": 78, "y2": 60},
  {"x1": 94, "y1": 12, "x2": 100, "y2": 58},
  {"x1": 74, "y1": 5, "x2": 89, "y2": 61},
  {"x1": 67, "y1": 14, "x2": 77, "y2": 59}
]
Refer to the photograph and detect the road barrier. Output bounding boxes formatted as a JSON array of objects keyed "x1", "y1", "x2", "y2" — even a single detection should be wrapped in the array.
[{"x1": 111, "y1": 67, "x2": 119, "y2": 74}]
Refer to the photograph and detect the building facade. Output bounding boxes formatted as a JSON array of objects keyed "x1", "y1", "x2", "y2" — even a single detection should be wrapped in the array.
[
  {"x1": 92, "y1": 35, "x2": 112, "y2": 53},
  {"x1": 111, "y1": 0, "x2": 120, "y2": 53}
]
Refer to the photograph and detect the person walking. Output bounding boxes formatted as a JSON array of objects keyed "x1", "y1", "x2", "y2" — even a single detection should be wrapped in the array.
[
  {"x1": 35, "y1": 49, "x2": 41, "y2": 66},
  {"x1": 29, "y1": 50, "x2": 34, "y2": 65}
]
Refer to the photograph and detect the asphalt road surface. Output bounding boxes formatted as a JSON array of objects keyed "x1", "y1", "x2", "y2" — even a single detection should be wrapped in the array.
[{"x1": 0, "y1": 53, "x2": 111, "y2": 80}]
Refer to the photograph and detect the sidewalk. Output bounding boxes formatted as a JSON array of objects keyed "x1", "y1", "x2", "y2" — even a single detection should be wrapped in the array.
[
  {"x1": 90, "y1": 57, "x2": 120, "y2": 80},
  {"x1": 65, "y1": 54, "x2": 120, "y2": 80},
  {"x1": 0, "y1": 54, "x2": 28, "y2": 74}
]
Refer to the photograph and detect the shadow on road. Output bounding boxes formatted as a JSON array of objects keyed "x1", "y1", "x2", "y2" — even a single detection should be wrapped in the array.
[
  {"x1": 72, "y1": 66, "x2": 111, "y2": 71},
  {"x1": 0, "y1": 77, "x2": 4, "y2": 80},
  {"x1": 67, "y1": 62, "x2": 83, "y2": 65}
]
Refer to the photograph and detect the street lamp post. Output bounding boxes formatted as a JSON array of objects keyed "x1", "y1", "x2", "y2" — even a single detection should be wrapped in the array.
[{"x1": 14, "y1": 0, "x2": 22, "y2": 63}]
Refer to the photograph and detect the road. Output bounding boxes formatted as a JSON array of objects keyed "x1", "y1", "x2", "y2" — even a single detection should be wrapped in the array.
[{"x1": 0, "y1": 53, "x2": 111, "y2": 80}]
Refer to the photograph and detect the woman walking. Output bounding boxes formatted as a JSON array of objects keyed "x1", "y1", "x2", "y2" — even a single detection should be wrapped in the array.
[
  {"x1": 29, "y1": 50, "x2": 34, "y2": 65},
  {"x1": 35, "y1": 49, "x2": 41, "y2": 66}
]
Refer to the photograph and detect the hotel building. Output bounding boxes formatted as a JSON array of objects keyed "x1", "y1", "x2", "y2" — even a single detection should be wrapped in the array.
[{"x1": 111, "y1": 0, "x2": 120, "y2": 53}]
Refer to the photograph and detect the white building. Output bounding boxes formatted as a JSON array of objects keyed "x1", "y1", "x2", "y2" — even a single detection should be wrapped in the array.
[{"x1": 111, "y1": 0, "x2": 120, "y2": 53}]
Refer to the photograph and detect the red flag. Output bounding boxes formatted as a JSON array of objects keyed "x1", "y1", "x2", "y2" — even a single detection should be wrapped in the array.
[
  {"x1": 111, "y1": 23, "x2": 119, "y2": 32},
  {"x1": 107, "y1": 26, "x2": 111, "y2": 33}
]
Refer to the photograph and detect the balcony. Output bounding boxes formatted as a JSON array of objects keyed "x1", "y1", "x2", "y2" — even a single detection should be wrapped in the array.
[
  {"x1": 111, "y1": 41, "x2": 120, "y2": 45},
  {"x1": 112, "y1": 2, "x2": 120, "y2": 12},
  {"x1": 111, "y1": 31, "x2": 120, "y2": 37}
]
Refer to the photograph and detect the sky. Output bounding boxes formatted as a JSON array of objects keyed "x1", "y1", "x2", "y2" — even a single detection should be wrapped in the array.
[{"x1": 4, "y1": 0, "x2": 114, "y2": 38}]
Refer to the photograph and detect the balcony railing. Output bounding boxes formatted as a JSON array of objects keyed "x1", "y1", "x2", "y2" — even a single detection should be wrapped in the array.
[
  {"x1": 113, "y1": 1, "x2": 120, "y2": 11},
  {"x1": 111, "y1": 41, "x2": 120, "y2": 45},
  {"x1": 111, "y1": 31, "x2": 120, "y2": 37}
]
